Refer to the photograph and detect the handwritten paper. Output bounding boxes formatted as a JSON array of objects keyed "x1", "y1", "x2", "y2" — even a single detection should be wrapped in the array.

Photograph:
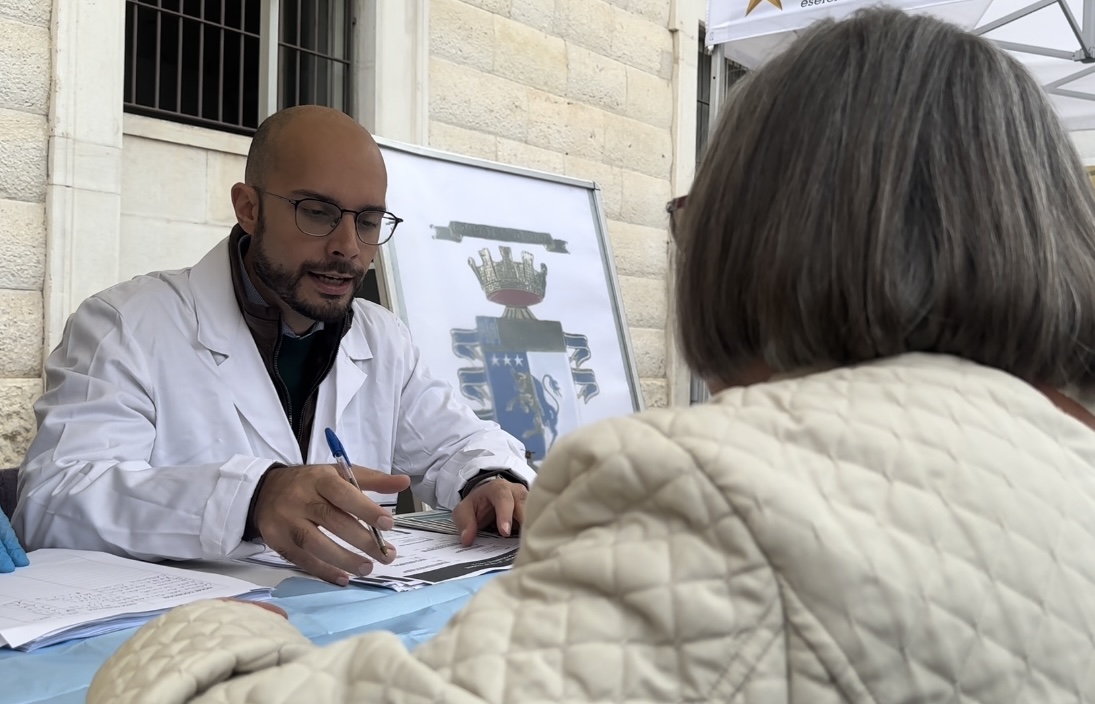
[{"x1": 0, "y1": 550, "x2": 271, "y2": 651}]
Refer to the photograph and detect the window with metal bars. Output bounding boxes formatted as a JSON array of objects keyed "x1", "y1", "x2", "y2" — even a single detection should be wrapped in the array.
[
  {"x1": 695, "y1": 29, "x2": 747, "y2": 165},
  {"x1": 279, "y1": 0, "x2": 352, "y2": 113},
  {"x1": 123, "y1": 0, "x2": 353, "y2": 135}
]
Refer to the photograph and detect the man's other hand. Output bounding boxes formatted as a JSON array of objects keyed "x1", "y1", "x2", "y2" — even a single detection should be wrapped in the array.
[{"x1": 452, "y1": 478, "x2": 528, "y2": 547}]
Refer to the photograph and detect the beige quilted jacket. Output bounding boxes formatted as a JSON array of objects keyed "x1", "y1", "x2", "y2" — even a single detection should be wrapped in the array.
[{"x1": 89, "y1": 354, "x2": 1095, "y2": 703}]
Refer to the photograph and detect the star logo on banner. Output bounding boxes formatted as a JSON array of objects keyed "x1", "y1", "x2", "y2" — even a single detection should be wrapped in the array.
[{"x1": 746, "y1": 0, "x2": 783, "y2": 15}]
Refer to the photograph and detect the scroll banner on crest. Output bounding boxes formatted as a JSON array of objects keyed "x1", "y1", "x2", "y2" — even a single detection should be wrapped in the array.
[{"x1": 705, "y1": 0, "x2": 992, "y2": 66}]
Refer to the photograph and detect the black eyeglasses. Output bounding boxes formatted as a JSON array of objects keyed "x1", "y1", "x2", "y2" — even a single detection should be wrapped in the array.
[
  {"x1": 666, "y1": 194, "x2": 687, "y2": 241},
  {"x1": 257, "y1": 189, "x2": 403, "y2": 246}
]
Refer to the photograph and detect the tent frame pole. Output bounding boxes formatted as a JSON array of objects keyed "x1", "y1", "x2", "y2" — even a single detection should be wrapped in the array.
[
  {"x1": 709, "y1": 42, "x2": 727, "y2": 127},
  {"x1": 1083, "y1": 0, "x2": 1095, "y2": 53}
]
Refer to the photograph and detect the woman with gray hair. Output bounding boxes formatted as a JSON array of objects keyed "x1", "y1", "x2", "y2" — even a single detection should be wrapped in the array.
[{"x1": 90, "y1": 8, "x2": 1095, "y2": 703}]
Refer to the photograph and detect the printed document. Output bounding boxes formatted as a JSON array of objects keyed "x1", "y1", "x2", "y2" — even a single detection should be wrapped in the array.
[
  {"x1": 393, "y1": 509, "x2": 508, "y2": 539},
  {"x1": 0, "y1": 549, "x2": 272, "y2": 651},
  {"x1": 246, "y1": 526, "x2": 518, "y2": 591}
]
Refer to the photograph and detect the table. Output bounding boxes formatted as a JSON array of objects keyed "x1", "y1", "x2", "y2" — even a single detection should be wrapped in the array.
[{"x1": 0, "y1": 562, "x2": 496, "y2": 704}]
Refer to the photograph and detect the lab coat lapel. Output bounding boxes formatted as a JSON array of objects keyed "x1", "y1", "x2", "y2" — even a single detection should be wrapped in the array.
[
  {"x1": 189, "y1": 238, "x2": 302, "y2": 465},
  {"x1": 332, "y1": 319, "x2": 372, "y2": 427}
]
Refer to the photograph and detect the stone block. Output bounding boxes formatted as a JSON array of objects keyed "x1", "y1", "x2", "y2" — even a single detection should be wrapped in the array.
[
  {"x1": 0, "y1": 0, "x2": 50, "y2": 28},
  {"x1": 431, "y1": 0, "x2": 496, "y2": 73},
  {"x1": 0, "y1": 290, "x2": 42, "y2": 377},
  {"x1": 625, "y1": 66, "x2": 673, "y2": 129},
  {"x1": 567, "y1": 44, "x2": 627, "y2": 113},
  {"x1": 618, "y1": 274, "x2": 666, "y2": 329},
  {"x1": 604, "y1": 112, "x2": 672, "y2": 179},
  {"x1": 526, "y1": 90, "x2": 569, "y2": 154},
  {"x1": 509, "y1": 0, "x2": 558, "y2": 33},
  {"x1": 56, "y1": 140, "x2": 124, "y2": 194},
  {"x1": 121, "y1": 136, "x2": 208, "y2": 223},
  {"x1": 0, "y1": 16, "x2": 50, "y2": 114},
  {"x1": 610, "y1": 6, "x2": 674, "y2": 78},
  {"x1": 620, "y1": 169, "x2": 671, "y2": 228},
  {"x1": 429, "y1": 120, "x2": 499, "y2": 161},
  {"x1": 564, "y1": 155, "x2": 622, "y2": 219},
  {"x1": 0, "y1": 108, "x2": 46, "y2": 202},
  {"x1": 619, "y1": 0, "x2": 670, "y2": 25},
  {"x1": 456, "y1": 0, "x2": 512, "y2": 15},
  {"x1": 205, "y1": 151, "x2": 246, "y2": 227},
  {"x1": 606, "y1": 219, "x2": 668, "y2": 278},
  {"x1": 118, "y1": 215, "x2": 231, "y2": 282},
  {"x1": 494, "y1": 16, "x2": 567, "y2": 94},
  {"x1": 430, "y1": 57, "x2": 529, "y2": 142},
  {"x1": 497, "y1": 138, "x2": 566, "y2": 175},
  {"x1": 0, "y1": 377, "x2": 42, "y2": 467},
  {"x1": 640, "y1": 378, "x2": 668, "y2": 409},
  {"x1": 66, "y1": 188, "x2": 124, "y2": 300},
  {"x1": 556, "y1": 0, "x2": 615, "y2": 55},
  {"x1": 527, "y1": 95, "x2": 607, "y2": 162},
  {"x1": 629, "y1": 325, "x2": 666, "y2": 378},
  {"x1": 0, "y1": 199, "x2": 45, "y2": 290}
]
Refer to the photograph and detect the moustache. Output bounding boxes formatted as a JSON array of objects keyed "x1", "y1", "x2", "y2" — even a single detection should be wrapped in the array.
[{"x1": 303, "y1": 261, "x2": 365, "y2": 279}]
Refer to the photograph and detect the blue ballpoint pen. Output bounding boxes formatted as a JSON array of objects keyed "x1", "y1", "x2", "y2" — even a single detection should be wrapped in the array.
[{"x1": 324, "y1": 427, "x2": 389, "y2": 556}]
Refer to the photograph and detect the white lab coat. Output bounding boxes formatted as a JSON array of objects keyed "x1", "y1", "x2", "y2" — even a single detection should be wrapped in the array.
[{"x1": 14, "y1": 238, "x2": 533, "y2": 562}]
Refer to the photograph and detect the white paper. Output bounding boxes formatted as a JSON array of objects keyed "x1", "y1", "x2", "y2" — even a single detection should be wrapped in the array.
[
  {"x1": 0, "y1": 549, "x2": 271, "y2": 650},
  {"x1": 245, "y1": 527, "x2": 518, "y2": 591}
]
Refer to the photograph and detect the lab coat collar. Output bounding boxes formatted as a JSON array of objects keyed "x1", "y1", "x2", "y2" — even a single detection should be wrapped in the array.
[
  {"x1": 190, "y1": 236, "x2": 250, "y2": 358},
  {"x1": 188, "y1": 237, "x2": 298, "y2": 461},
  {"x1": 189, "y1": 235, "x2": 374, "y2": 463}
]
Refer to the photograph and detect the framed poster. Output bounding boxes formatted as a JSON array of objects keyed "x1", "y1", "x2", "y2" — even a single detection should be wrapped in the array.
[{"x1": 374, "y1": 138, "x2": 643, "y2": 466}]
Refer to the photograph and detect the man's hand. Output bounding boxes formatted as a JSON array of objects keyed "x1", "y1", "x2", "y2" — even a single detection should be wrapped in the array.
[
  {"x1": 252, "y1": 464, "x2": 410, "y2": 586},
  {"x1": 452, "y1": 478, "x2": 529, "y2": 547}
]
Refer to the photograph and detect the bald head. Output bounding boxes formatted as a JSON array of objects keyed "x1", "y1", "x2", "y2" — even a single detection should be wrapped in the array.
[{"x1": 245, "y1": 106, "x2": 382, "y2": 188}]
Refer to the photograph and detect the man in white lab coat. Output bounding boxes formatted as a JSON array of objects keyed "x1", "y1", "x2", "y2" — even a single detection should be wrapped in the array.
[{"x1": 14, "y1": 106, "x2": 535, "y2": 585}]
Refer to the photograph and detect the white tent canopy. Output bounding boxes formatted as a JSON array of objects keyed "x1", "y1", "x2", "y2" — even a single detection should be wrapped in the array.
[{"x1": 706, "y1": 0, "x2": 1095, "y2": 130}]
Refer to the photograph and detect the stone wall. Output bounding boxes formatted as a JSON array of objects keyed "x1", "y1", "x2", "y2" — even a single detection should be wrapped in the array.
[
  {"x1": 428, "y1": 0, "x2": 674, "y2": 408},
  {"x1": 118, "y1": 118, "x2": 250, "y2": 282},
  {"x1": 0, "y1": 0, "x2": 51, "y2": 466}
]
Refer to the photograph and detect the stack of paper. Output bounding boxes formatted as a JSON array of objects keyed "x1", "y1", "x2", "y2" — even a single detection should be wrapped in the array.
[
  {"x1": 393, "y1": 510, "x2": 507, "y2": 539},
  {"x1": 0, "y1": 549, "x2": 272, "y2": 651},
  {"x1": 245, "y1": 526, "x2": 518, "y2": 592}
]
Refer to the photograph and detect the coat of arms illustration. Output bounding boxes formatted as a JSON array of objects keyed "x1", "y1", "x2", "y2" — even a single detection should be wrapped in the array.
[{"x1": 450, "y1": 244, "x2": 599, "y2": 463}]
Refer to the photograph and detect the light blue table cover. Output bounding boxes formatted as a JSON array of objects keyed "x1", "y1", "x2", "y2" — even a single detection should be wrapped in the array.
[{"x1": 0, "y1": 573, "x2": 496, "y2": 704}]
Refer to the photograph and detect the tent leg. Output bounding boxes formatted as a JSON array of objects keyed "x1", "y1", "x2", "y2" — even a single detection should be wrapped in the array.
[
  {"x1": 710, "y1": 43, "x2": 726, "y2": 124},
  {"x1": 1085, "y1": 0, "x2": 1095, "y2": 50}
]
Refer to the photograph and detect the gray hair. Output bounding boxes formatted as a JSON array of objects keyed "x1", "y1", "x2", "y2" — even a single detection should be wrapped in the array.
[{"x1": 676, "y1": 7, "x2": 1095, "y2": 387}]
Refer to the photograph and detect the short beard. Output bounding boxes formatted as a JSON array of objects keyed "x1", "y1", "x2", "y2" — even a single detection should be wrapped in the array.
[{"x1": 250, "y1": 206, "x2": 364, "y2": 324}]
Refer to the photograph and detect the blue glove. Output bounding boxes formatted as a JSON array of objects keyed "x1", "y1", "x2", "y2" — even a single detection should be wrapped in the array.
[{"x1": 0, "y1": 511, "x2": 28, "y2": 573}]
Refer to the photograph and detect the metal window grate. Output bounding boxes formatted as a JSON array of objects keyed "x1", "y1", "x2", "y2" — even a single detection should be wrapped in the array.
[
  {"x1": 696, "y1": 28, "x2": 712, "y2": 167},
  {"x1": 124, "y1": 0, "x2": 263, "y2": 134},
  {"x1": 279, "y1": 0, "x2": 353, "y2": 113},
  {"x1": 696, "y1": 32, "x2": 748, "y2": 165},
  {"x1": 124, "y1": 0, "x2": 354, "y2": 135}
]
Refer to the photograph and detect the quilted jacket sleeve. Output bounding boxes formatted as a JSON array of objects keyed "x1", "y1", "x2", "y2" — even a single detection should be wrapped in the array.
[{"x1": 89, "y1": 412, "x2": 787, "y2": 703}]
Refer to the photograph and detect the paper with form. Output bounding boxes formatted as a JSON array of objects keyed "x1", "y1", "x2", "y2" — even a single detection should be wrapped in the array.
[
  {"x1": 0, "y1": 549, "x2": 272, "y2": 651},
  {"x1": 246, "y1": 527, "x2": 518, "y2": 591},
  {"x1": 393, "y1": 509, "x2": 505, "y2": 539}
]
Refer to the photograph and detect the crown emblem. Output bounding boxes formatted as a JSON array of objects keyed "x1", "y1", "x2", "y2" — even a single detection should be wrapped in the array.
[{"x1": 468, "y1": 247, "x2": 548, "y2": 319}]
